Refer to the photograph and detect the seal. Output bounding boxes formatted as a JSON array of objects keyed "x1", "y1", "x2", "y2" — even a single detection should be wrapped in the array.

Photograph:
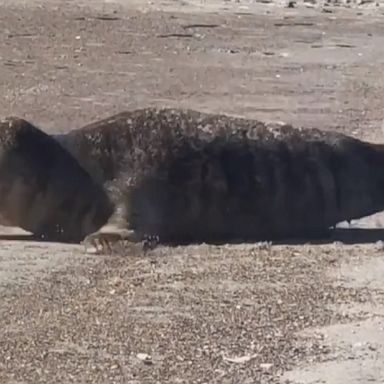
[
  {"x1": 0, "y1": 117, "x2": 113, "y2": 243},
  {"x1": 53, "y1": 108, "x2": 384, "y2": 253}
]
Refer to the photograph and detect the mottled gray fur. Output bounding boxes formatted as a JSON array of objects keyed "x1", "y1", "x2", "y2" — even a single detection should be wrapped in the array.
[
  {"x1": 0, "y1": 117, "x2": 113, "y2": 242},
  {"x1": 51, "y1": 108, "x2": 384, "y2": 244}
]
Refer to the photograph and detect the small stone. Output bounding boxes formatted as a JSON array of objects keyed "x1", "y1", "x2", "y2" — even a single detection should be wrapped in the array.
[
  {"x1": 137, "y1": 353, "x2": 153, "y2": 364},
  {"x1": 223, "y1": 354, "x2": 258, "y2": 364}
]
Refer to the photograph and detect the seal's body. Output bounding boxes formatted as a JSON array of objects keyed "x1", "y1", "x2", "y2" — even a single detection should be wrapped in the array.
[{"x1": 53, "y1": 108, "x2": 384, "y2": 245}]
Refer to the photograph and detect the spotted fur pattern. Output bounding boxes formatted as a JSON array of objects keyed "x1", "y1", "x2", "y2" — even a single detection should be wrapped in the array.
[
  {"x1": 53, "y1": 108, "x2": 384, "y2": 243},
  {"x1": 0, "y1": 117, "x2": 113, "y2": 242}
]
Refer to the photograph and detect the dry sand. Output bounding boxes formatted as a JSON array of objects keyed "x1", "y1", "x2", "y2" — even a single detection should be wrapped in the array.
[{"x1": 1, "y1": 0, "x2": 384, "y2": 382}]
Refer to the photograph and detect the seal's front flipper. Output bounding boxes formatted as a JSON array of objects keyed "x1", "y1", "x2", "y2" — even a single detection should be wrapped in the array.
[{"x1": 82, "y1": 226, "x2": 137, "y2": 255}]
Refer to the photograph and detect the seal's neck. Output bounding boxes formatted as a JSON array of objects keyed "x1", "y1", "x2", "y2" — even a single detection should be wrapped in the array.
[{"x1": 53, "y1": 130, "x2": 117, "y2": 185}]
